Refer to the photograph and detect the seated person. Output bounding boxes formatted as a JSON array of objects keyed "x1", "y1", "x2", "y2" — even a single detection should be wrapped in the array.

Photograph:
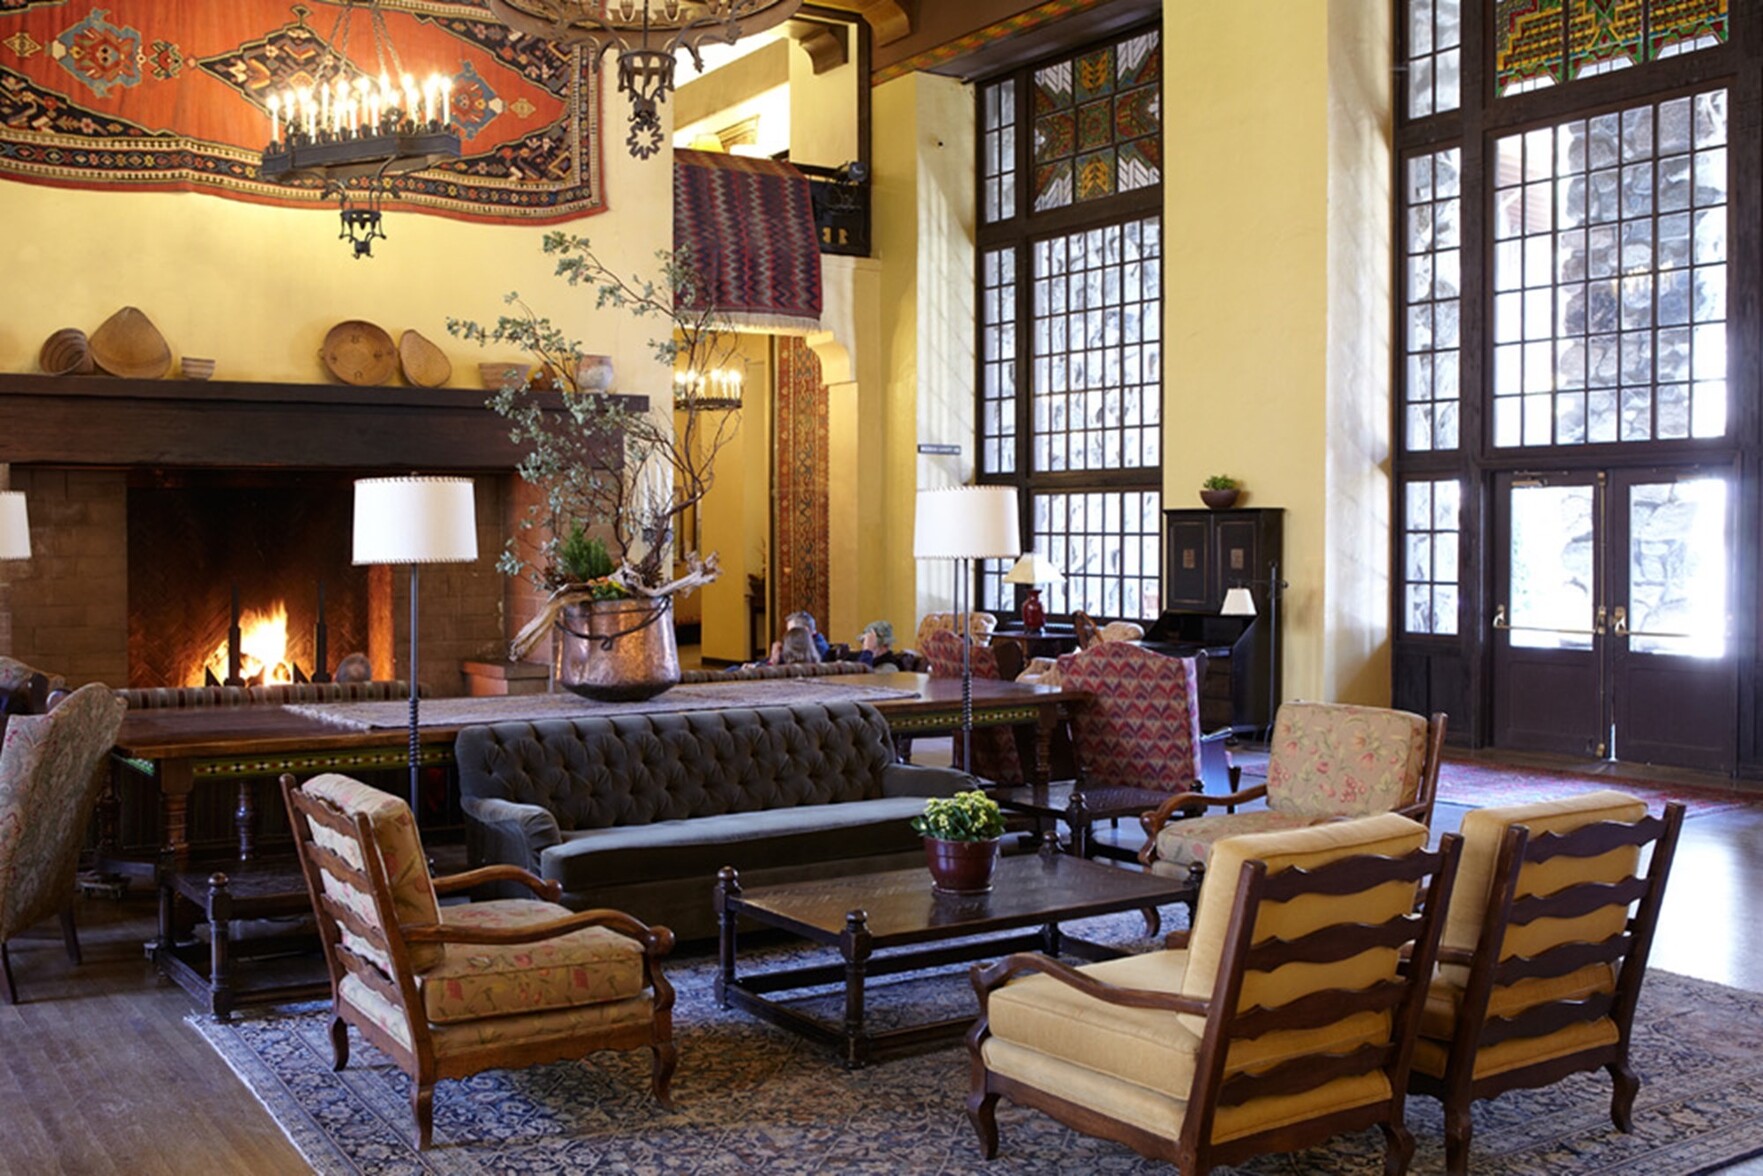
[
  {"x1": 856, "y1": 620, "x2": 907, "y2": 671},
  {"x1": 785, "y1": 610, "x2": 832, "y2": 660},
  {"x1": 767, "y1": 624, "x2": 822, "y2": 667}
]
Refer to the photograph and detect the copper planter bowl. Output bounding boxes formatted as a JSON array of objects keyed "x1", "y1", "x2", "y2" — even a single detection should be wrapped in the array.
[
  {"x1": 555, "y1": 598, "x2": 680, "y2": 702},
  {"x1": 923, "y1": 836, "x2": 1001, "y2": 895}
]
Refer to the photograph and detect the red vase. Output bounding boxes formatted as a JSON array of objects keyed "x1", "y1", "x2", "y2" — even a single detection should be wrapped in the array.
[
  {"x1": 923, "y1": 836, "x2": 1001, "y2": 895},
  {"x1": 1021, "y1": 588, "x2": 1045, "y2": 633}
]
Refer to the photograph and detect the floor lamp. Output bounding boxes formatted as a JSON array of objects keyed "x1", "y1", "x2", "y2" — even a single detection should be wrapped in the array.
[
  {"x1": 1220, "y1": 560, "x2": 1286, "y2": 739},
  {"x1": 914, "y1": 486, "x2": 1020, "y2": 774},
  {"x1": 353, "y1": 476, "x2": 478, "y2": 816}
]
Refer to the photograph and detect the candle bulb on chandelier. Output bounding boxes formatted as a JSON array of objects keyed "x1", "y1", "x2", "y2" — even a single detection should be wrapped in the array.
[
  {"x1": 441, "y1": 78, "x2": 451, "y2": 128},
  {"x1": 320, "y1": 82, "x2": 330, "y2": 137},
  {"x1": 401, "y1": 74, "x2": 418, "y2": 129},
  {"x1": 268, "y1": 93, "x2": 280, "y2": 144}
]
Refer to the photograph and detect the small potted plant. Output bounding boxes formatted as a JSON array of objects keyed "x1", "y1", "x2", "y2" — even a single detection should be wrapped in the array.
[
  {"x1": 911, "y1": 790, "x2": 1007, "y2": 894},
  {"x1": 1201, "y1": 474, "x2": 1242, "y2": 510}
]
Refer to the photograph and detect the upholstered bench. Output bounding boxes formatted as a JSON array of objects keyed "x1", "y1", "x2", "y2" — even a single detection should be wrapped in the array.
[{"x1": 455, "y1": 700, "x2": 974, "y2": 940}]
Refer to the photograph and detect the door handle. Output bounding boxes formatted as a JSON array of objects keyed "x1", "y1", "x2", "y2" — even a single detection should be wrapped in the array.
[
  {"x1": 1492, "y1": 604, "x2": 1509, "y2": 630},
  {"x1": 1612, "y1": 605, "x2": 1628, "y2": 635},
  {"x1": 1594, "y1": 605, "x2": 1607, "y2": 635}
]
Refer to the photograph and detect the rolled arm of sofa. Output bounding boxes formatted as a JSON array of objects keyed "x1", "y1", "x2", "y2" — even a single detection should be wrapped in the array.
[
  {"x1": 461, "y1": 795, "x2": 562, "y2": 873},
  {"x1": 880, "y1": 762, "x2": 979, "y2": 799}
]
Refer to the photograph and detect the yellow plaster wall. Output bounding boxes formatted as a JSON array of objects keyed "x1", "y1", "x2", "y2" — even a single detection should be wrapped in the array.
[
  {"x1": 693, "y1": 334, "x2": 772, "y2": 664},
  {"x1": 0, "y1": 145, "x2": 672, "y2": 391},
  {"x1": 872, "y1": 72, "x2": 976, "y2": 639},
  {"x1": 1162, "y1": 1, "x2": 1392, "y2": 706}
]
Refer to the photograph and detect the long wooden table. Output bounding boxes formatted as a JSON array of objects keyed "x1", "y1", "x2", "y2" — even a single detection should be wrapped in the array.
[{"x1": 110, "y1": 672, "x2": 1090, "y2": 871}]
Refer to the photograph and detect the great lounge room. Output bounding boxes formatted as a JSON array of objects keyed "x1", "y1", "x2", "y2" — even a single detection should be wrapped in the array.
[{"x1": 2, "y1": 2, "x2": 1763, "y2": 1173}]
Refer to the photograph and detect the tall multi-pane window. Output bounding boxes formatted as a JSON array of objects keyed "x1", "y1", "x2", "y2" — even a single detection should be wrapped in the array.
[
  {"x1": 975, "y1": 26, "x2": 1164, "y2": 622},
  {"x1": 1393, "y1": 0, "x2": 1737, "y2": 643}
]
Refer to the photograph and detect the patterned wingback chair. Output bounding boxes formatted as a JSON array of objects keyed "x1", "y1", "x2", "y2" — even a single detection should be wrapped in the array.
[
  {"x1": 1140, "y1": 702, "x2": 1446, "y2": 893},
  {"x1": 920, "y1": 627, "x2": 1023, "y2": 785},
  {"x1": 1061, "y1": 643, "x2": 1202, "y2": 795},
  {"x1": 283, "y1": 773, "x2": 676, "y2": 1149},
  {"x1": 0, "y1": 682, "x2": 127, "y2": 1003}
]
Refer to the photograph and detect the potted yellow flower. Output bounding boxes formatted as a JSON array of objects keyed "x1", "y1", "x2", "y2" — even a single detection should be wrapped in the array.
[{"x1": 911, "y1": 790, "x2": 1006, "y2": 894}]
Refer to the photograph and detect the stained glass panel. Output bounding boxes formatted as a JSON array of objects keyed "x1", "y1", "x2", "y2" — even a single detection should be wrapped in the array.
[
  {"x1": 1498, "y1": 0, "x2": 1728, "y2": 94},
  {"x1": 1026, "y1": 30, "x2": 1159, "y2": 210}
]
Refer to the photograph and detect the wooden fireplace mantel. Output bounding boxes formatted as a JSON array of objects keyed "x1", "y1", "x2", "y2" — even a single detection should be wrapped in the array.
[{"x1": 0, "y1": 372, "x2": 648, "y2": 470}]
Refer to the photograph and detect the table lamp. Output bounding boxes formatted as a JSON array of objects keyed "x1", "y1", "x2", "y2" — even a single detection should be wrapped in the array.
[
  {"x1": 1002, "y1": 551, "x2": 1063, "y2": 633},
  {"x1": 914, "y1": 486, "x2": 1020, "y2": 773},
  {"x1": 353, "y1": 476, "x2": 478, "y2": 816},
  {"x1": 0, "y1": 492, "x2": 29, "y2": 560}
]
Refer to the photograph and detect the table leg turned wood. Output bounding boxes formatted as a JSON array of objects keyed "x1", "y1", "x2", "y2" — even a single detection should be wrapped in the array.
[
  {"x1": 715, "y1": 866, "x2": 740, "y2": 1008},
  {"x1": 840, "y1": 908, "x2": 872, "y2": 1069},
  {"x1": 207, "y1": 872, "x2": 234, "y2": 1021}
]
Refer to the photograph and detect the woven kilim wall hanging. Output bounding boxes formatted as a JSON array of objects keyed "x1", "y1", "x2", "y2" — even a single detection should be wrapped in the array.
[
  {"x1": 0, "y1": 0, "x2": 603, "y2": 222},
  {"x1": 773, "y1": 334, "x2": 829, "y2": 632}
]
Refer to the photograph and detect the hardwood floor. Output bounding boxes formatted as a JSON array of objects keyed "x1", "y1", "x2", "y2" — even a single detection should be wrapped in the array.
[{"x1": 4, "y1": 746, "x2": 1760, "y2": 1174}]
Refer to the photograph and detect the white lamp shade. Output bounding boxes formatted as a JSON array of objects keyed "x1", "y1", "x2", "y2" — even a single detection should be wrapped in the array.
[
  {"x1": 1220, "y1": 586, "x2": 1258, "y2": 617},
  {"x1": 0, "y1": 492, "x2": 29, "y2": 560},
  {"x1": 1003, "y1": 550, "x2": 1064, "y2": 586},
  {"x1": 353, "y1": 477, "x2": 479, "y2": 565},
  {"x1": 913, "y1": 486, "x2": 1020, "y2": 560}
]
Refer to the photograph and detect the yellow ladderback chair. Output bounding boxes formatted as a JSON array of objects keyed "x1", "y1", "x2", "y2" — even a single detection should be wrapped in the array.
[
  {"x1": 282, "y1": 773, "x2": 677, "y2": 1149},
  {"x1": 968, "y1": 814, "x2": 1462, "y2": 1175},
  {"x1": 1140, "y1": 702, "x2": 1446, "y2": 893},
  {"x1": 1408, "y1": 791, "x2": 1685, "y2": 1176}
]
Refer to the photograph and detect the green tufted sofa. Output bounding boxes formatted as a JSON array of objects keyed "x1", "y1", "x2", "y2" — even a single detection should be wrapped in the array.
[{"x1": 455, "y1": 700, "x2": 974, "y2": 940}]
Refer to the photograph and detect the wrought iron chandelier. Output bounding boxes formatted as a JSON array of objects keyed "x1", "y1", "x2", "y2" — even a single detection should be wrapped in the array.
[
  {"x1": 484, "y1": 0, "x2": 802, "y2": 160},
  {"x1": 259, "y1": 1, "x2": 461, "y2": 258}
]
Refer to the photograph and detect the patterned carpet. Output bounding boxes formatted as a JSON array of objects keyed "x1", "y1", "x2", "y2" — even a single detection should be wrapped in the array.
[
  {"x1": 1434, "y1": 760, "x2": 1761, "y2": 818},
  {"x1": 191, "y1": 914, "x2": 1763, "y2": 1175}
]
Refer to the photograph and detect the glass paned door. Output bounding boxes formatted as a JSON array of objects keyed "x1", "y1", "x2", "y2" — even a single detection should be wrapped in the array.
[{"x1": 1491, "y1": 466, "x2": 1735, "y2": 770}]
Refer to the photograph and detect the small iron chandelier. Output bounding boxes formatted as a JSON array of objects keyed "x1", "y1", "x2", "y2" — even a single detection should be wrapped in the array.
[
  {"x1": 259, "y1": 1, "x2": 461, "y2": 258},
  {"x1": 484, "y1": 0, "x2": 802, "y2": 160}
]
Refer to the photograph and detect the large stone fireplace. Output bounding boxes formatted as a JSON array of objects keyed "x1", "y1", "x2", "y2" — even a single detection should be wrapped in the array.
[{"x1": 0, "y1": 374, "x2": 556, "y2": 694}]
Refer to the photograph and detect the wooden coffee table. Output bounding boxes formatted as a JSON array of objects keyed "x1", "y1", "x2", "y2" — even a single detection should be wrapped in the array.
[{"x1": 714, "y1": 854, "x2": 1192, "y2": 1067}]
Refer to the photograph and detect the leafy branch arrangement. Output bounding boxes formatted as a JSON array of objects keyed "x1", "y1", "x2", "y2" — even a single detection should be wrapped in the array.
[
  {"x1": 448, "y1": 231, "x2": 743, "y2": 658},
  {"x1": 911, "y1": 791, "x2": 1007, "y2": 842}
]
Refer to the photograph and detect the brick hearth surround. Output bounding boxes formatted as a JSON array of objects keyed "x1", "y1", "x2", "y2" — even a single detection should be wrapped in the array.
[{"x1": 0, "y1": 465, "x2": 519, "y2": 696}]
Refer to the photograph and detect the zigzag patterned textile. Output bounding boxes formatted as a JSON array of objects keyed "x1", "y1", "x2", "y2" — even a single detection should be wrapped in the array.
[
  {"x1": 1060, "y1": 641, "x2": 1201, "y2": 792},
  {"x1": 0, "y1": 0, "x2": 603, "y2": 221},
  {"x1": 673, "y1": 148, "x2": 822, "y2": 331}
]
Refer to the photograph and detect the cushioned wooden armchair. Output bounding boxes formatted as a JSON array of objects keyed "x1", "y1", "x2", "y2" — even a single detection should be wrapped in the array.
[
  {"x1": 282, "y1": 773, "x2": 677, "y2": 1149},
  {"x1": 0, "y1": 682, "x2": 127, "y2": 1003},
  {"x1": 1140, "y1": 702, "x2": 1446, "y2": 896},
  {"x1": 1408, "y1": 791, "x2": 1685, "y2": 1176},
  {"x1": 968, "y1": 814, "x2": 1462, "y2": 1175}
]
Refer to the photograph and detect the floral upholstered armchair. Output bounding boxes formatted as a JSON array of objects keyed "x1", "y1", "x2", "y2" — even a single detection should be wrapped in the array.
[
  {"x1": 282, "y1": 773, "x2": 676, "y2": 1149},
  {"x1": 1140, "y1": 701, "x2": 1446, "y2": 898},
  {"x1": 0, "y1": 682, "x2": 127, "y2": 1003},
  {"x1": 915, "y1": 610, "x2": 998, "y2": 650}
]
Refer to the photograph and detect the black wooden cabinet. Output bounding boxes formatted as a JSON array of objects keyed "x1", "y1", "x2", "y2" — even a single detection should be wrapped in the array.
[{"x1": 1152, "y1": 508, "x2": 1285, "y2": 734}]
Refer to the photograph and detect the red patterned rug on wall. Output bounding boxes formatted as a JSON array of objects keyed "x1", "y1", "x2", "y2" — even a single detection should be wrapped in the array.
[
  {"x1": 0, "y1": 0, "x2": 603, "y2": 221},
  {"x1": 773, "y1": 336, "x2": 828, "y2": 632}
]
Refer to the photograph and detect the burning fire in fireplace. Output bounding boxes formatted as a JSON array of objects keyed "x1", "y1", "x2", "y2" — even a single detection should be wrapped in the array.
[{"x1": 196, "y1": 601, "x2": 295, "y2": 687}]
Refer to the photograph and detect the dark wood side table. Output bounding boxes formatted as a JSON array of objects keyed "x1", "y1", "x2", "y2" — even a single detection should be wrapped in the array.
[
  {"x1": 988, "y1": 624, "x2": 1080, "y2": 662},
  {"x1": 153, "y1": 858, "x2": 329, "y2": 1021},
  {"x1": 714, "y1": 854, "x2": 1191, "y2": 1067}
]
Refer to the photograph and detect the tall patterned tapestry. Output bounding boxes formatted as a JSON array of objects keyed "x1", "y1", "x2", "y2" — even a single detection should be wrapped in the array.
[
  {"x1": 774, "y1": 336, "x2": 828, "y2": 635},
  {"x1": 0, "y1": 0, "x2": 604, "y2": 221}
]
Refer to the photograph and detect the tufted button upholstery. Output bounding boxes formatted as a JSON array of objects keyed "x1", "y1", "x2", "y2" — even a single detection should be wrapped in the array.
[{"x1": 458, "y1": 702, "x2": 896, "y2": 833}]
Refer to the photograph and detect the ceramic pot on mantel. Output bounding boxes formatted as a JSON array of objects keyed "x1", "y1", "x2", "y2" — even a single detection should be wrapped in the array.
[
  {"x1": 555, "y1": 597, "x2": 680, "y2": 702},
  {"x1": 923, "y1": 836, "x2": 1001, "y2": 895},
  {"x1": 1200, "y1": 487, "x2": 1240, "y2": 510}
]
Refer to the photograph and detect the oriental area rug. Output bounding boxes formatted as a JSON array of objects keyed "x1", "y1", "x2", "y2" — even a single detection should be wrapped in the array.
[{"x1": 192, "y1": 914, "x2": 1763, "y2": 1175}]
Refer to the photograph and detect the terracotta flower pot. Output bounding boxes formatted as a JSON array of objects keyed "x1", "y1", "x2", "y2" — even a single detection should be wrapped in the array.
[
  {"x1": 923, "y1": 836, "x2": 1001, "y2": 895},
  {"x1": 1200, "y1": 487, "x2": 1240, "y2": 510}
]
